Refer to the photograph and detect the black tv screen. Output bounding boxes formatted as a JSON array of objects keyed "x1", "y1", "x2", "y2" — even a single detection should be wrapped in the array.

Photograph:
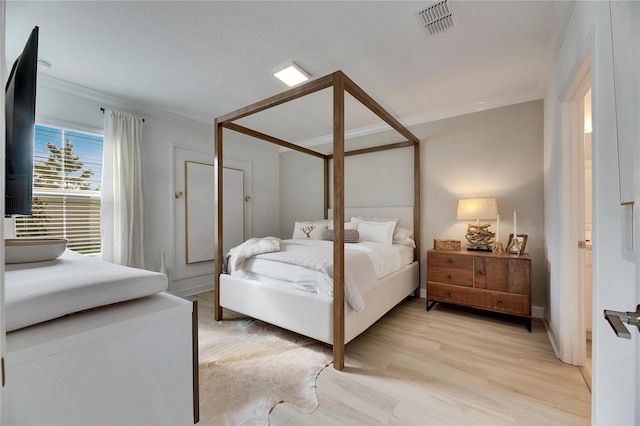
[{"x1": 5, "y1": 26, "x2": 38, "y2": 217}]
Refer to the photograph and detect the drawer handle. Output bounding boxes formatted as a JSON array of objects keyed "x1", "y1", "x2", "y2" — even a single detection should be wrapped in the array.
[
  {"x1": 477, "y1": 271, "x2": 483, "y2": 275},
  {"x1": 446, "y1": 274, "x2": 452, "y2": 280},
  {"x1": 446, "y1": 258, "x2": 453, "y2": 264},
  {"x1": 446, "y1": 292, "x2": 452, "y2": 298},
  {"x1": 497, "y1": 300, "x2": 503, "y2": 306}
]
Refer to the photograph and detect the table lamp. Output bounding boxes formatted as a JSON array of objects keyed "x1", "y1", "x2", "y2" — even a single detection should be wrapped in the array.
[{"x1": 457, "y1": 197, "x2": 498, "y2": 251}]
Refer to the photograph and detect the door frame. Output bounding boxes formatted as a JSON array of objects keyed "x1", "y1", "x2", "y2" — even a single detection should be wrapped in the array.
[{"x1": 558, "y1": 49, "x2": 592, "y2": 366}]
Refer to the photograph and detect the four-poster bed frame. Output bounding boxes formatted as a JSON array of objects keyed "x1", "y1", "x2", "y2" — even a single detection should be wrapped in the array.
[{"x1": 213, "y1": 70, "x2": 421, "y2": 370}]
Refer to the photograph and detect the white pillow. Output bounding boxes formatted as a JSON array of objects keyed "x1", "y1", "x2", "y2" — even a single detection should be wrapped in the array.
[
  {"x1": 327, "y1": 220, "x2": 357, "y2": 230},
  {"x1": 356, "y1": 220, "x2": 396, "y2": 245},
  {"x1": 292, "y1": 221, "x2": 327, "y2": 240},
  {"x1": 353, "y1": 216, "x2": 399, "y2": 225},
  {"x1": 393, "y1": 226, "x2": 413, "y2": 240},
  {"x1": 394, "y1": 237, "x2": 416, "y2": 248}
]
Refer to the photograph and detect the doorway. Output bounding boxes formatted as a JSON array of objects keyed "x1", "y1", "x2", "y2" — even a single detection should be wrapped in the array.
[
  {"x1": 581, "y1": 87, "x2": 593, "y2": 391},
  {"x1": 558, "y1": 50, "x2": 591, "y2": 369}
]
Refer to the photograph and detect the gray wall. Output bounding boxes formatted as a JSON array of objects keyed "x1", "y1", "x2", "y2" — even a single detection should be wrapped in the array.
[
  {"x1": 418, "y1": 100, "x2": 545, "y2": 310},
  {"x1": 280, "y1": 100, "x2": 546, "y2": 311}
]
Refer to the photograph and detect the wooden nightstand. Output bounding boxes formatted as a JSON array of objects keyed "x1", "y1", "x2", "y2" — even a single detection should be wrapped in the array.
[{"x1": 426, "y1": 249, "x2": 532, "y2": 331}]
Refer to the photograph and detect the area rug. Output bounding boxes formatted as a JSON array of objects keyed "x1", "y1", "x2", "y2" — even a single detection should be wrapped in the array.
[{"x1": 197, "y1": 315, "x2": 332, "y2": 425}]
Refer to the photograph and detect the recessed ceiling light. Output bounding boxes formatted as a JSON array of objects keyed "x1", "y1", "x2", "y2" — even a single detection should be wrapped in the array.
[{"x1": 273, "y1": 62, "x2": 310, "y2": 87}]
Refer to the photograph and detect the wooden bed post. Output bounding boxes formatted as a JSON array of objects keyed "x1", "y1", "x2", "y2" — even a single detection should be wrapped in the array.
[
  {"x1": 213, "y1": 119, "x2": 224, "y2": 321},
  {"x1": 332, "y1": 71, "x2": 346, "y2": 371}
]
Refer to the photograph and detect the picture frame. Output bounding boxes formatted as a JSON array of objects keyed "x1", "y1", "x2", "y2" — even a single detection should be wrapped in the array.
[{"x1": 507, "y1": 233, "x2": 528, "y2": 255}]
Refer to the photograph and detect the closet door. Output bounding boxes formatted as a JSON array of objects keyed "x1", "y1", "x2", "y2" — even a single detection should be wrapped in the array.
[
  {"x1": 173, "y1": 147, "x2": 251, "y2": 285},
  {"x1": 222, "y1": 167, "x2": 244, "y2": 254}
]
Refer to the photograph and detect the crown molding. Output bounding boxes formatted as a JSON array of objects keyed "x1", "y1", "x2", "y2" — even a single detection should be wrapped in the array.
[
  {"x1": 37, "y1": 74, "x2": 211, "y2": 132},
  {"x1": 37, "y1": 75, "x2": 542, "y2": 154},
  {"x1": 286, "y1": 88, "x2": 543, "y2": 152}
]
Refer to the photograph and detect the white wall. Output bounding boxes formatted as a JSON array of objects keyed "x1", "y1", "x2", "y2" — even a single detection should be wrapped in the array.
[
  {"x1": 34, "y1": 77, "x2": 280, "y2": 295},
  {"x1": 279, "y1": 151, "x2": 326, "y2": 235},
  {"x1": 280, "y1": 100, "x2": 546, "y2": 310},
  {"x1": 544, "y1": 1, "x2": 636, "y2": 423}
]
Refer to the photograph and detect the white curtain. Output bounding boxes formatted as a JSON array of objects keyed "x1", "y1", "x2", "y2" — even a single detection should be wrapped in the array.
[{"x1": 101, "y1": 109, "x2": 145, "y2": 268}]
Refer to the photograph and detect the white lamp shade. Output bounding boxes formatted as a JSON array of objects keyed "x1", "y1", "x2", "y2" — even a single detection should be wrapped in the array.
[{"x1": 457, "y1": 198, "x2": 498, "y2": 221}]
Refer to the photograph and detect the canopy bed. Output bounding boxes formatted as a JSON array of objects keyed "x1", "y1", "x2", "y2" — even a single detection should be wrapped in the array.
[{"x1": 214, "y1": 71, "x2": 421, "y2": 370}]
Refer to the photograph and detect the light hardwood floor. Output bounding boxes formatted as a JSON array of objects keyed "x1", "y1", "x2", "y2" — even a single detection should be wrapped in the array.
[{"x1": 195, "y1": 293, "x2": 591, "y2": 425}]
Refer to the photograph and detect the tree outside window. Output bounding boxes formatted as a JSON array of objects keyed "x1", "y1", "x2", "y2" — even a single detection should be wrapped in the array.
[{"x1": 16, "y1": 125, "x2": 103, "y2": 254}]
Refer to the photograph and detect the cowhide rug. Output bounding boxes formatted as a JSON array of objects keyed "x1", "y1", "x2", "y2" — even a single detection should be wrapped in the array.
[{"x1": 197, "y1": 316, "x2": 332, "y2": 425}]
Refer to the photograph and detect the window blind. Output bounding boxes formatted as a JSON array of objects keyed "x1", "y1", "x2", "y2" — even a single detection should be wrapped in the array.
[{"x1": 15, "y1": 124, "x2": 103, "y2": 255}]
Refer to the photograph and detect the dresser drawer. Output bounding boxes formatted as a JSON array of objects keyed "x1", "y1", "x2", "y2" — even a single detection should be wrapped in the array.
[
  {"x1": 474, "y1": 257, "x2": 530, "y2": 294},
  {"x1": 428, "y1": 269, "x2": 473, "y2": 287},
  {"x1": 427, "y1": 283, "x2": 530, "y2": 316},
  {"x1": 427, "y1": 252, "x2": 474, "y2": 270}
]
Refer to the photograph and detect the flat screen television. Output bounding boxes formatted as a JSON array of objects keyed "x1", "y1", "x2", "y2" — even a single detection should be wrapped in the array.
[{"x1": 5, "y1": 26, "x2": 38, "y2": 217}]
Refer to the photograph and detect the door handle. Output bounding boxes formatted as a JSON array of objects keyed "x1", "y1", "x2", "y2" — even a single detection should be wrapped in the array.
[{"x1": 604, "y1": 305, "x2": 640, "y2": 339}]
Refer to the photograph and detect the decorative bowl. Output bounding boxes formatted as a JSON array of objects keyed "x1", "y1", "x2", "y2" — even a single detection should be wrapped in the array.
[{"x1": 5, "y1": 238, "x2": 68, "y2": 264}]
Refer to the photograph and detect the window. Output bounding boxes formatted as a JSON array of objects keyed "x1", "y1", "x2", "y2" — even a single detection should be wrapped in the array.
[{"x1": 15, "y1": 124, "x2": 103, "y2": 254}]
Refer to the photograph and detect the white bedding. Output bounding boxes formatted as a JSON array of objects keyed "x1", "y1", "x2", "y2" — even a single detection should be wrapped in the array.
[
  {"x1": 229, "y1": 238, "x2": 413, "y2": 311},
  {"x1": 5, "y1": 250, "x2": 168, "y2": 332}
]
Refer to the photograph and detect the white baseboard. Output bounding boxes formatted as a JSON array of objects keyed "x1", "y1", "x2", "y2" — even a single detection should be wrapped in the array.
[
  {"x1": 544, "y1": 317, "x2": 561, "y2": 359},
  {"x1": 532, "y1": 305, "x2": 544, "y2": 319}
]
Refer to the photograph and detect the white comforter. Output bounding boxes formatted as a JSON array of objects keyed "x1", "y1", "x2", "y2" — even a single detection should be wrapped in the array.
[{"x1": 229, "y1": 238, "x2": 409, "y2": 312}]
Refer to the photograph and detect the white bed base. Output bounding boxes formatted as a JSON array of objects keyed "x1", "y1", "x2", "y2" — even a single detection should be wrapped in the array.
[
  {"x1": 5, "y1": 292, "x2": 196, "y2": 425},
  {"x1": 220, "y1": 261, "x2": 419, "y2": 345}
]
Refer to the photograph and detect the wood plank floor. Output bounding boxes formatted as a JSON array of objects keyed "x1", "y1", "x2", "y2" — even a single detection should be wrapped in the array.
[{"x1": 194, "y1": 293, "x2": 591, "y2": 425}]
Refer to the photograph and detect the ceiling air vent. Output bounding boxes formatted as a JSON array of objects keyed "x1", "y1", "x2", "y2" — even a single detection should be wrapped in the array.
[{"x1": 417, "y1": 0, "x2": 455, "y2": 35}]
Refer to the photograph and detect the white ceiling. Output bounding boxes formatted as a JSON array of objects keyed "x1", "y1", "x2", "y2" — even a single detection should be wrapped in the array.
[{"x1": 5, "y1": 1, "x2": 573, "y2": 145}]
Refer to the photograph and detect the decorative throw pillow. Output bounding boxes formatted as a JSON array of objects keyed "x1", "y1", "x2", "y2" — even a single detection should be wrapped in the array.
[
  {"x1": 356, "y1": 220, "x2": 396, "y2": 245},
  {"x1": 291, "y1": 221, "x2": 327, "y2": 240},
  {"x1": 322, "y1": 229, "x2": 360, "y2": 243}
]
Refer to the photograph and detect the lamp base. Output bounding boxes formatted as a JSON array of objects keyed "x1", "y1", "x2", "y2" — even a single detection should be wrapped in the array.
[
  {"x1": 466, "y1": 247, "x2": 493, "y2": 252},
  {"x1": 465, "y1": 223, "x2": 495, "y2": 253}
]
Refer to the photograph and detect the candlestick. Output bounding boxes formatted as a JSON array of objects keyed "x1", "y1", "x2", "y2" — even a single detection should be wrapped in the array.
[
  {"x1": 496, "y1": 214, "x2": 500, "y2": 242},
  {"x1": 513, "y1": 211, "x2": 517, "y2": 237}
]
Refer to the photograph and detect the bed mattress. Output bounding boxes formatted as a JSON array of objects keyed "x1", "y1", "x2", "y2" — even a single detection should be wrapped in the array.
[
  {"x1": 230, "y1": 239, "x2": 413, "y2": 311},
  {"x1": 5, "y1": 250, "x2": 168, "y2": 332}
]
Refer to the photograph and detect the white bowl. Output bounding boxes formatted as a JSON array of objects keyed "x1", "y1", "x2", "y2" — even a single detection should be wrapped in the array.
[{"x1": 5, "y1": 238, "x2": 68, "y2": 264}]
